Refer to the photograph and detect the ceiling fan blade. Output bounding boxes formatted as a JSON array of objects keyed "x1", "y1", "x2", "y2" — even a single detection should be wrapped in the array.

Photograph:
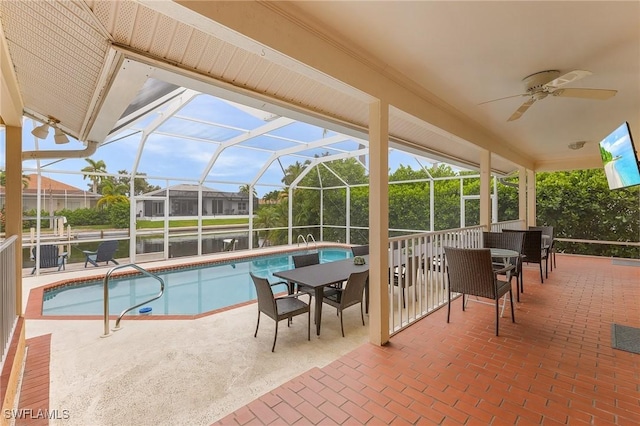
[
  {"x1": 552, "y1": 88, "x2": 617, "y2": 100},
  {"x1": 507, "y1": 98, "x2": 536, "y2": 122},
  {"x1": 544, "y1": 70, "x2": 592, "y2": 89},
  {"x1": 478, "y1": 93, "x2": 527, "y2": 105}
]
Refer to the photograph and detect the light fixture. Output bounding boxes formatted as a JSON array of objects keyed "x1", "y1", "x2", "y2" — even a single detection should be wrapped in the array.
[
  {"x1": 31, "y1": 122, "x2": 50, "y2": 139},
  {"x1": 31, "y1": 116, "x2": 69, "y2": 144},
  {"x1": 568, "y1": 141, "x2": 587, "y2": 150},
  {"x1": 54, "y1": 127, "x2": 69, "y2": 144}
]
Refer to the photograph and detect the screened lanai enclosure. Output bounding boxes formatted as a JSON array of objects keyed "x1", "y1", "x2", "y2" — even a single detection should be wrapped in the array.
[{"x1": 15, "y1": 78, "x2": 521, "y2": 268}]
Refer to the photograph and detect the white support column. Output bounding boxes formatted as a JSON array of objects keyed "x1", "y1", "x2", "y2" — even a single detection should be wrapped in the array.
[
  {"x1": 518, "y1": 167, "x2": 527, "y2": 228},
  {"x1": 248, "y1": 186, "x2": 254, "y2": 249},
  {"x1": 527, "y1": 169, "x2": 536, "y2": 227},
  {"x1": 128, "y1": 172, "x2": 136, "y2": 263},
  {"x1": 197, "y1": 185, "x2": 203, "y2": 256},
  {"x1": 480, "y1": 150, "x2": 491, "y2": 230},
  {"x1": 429, "y1": 180, "x2": 434, "y2": 232},
  {"x1": 288, "y1": 187, "x2": 293, "y2": 245},
  {"x1": 459, "y1": 178, "x2": 464, "y2": 227},
  {"x1": 319, "y1": 188, "x2": 324, "y2": 242},
  {"x1": 368, "y1": 99, "x2": 390, "y2": 346},
  {"x1": 345, "y1": 186, "x2": 350, "y2": 244},
  {"x1": 492, "y1": 177, "x2": 498, "y2": 224}
]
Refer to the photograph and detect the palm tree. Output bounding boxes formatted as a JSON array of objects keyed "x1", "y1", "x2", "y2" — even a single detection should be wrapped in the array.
[
  {"x1": 239, "y1": 184, "x2": 257, "y2": 197},
  {"x1": 281, "y1": 161, "x2": 310, "y2": 186},
  {"x1": 96, "y1": 179, "x2": 129, "y2": 208},
  {"x1": 254, "y1": 205, "x2": 284, "y2": 247},
  {"x1": 81, "y1": 158, "x2": 107, "y2": 193},
  {"x1": 262, "y1": 189, "x2": 282, "y2": 204}
]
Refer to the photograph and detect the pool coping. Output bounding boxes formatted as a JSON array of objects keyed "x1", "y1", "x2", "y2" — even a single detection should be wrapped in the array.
[{"x1": 26, "y1": 243, "x2": 352, "y2": 320}]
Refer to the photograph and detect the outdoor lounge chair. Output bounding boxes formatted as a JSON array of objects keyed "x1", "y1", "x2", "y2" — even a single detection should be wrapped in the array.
[
  {"x1": 31, "y1": 245, "x2": 67, "y2": 274},
  {"x1": 444, "y1": 246, "x2": 515, "y2": 336},
  {"x1": 83, "y1": 240, "x2": 119, "y2": 267},
  {"x1": 250, "y1": 272, "x2": 310, "y2": 352}
]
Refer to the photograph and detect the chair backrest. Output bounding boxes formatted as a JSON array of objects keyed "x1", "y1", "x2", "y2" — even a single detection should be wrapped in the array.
[
  {"x1": 95, "y1": 240, "x2": 118, "y2": 262},
  {"x1": 250, "y1": 273, "x2": 277, "y2": 320},
  {"x1": 482, "y1": 232, "x2": 504, "y2": 249},
  {"x1": 351, "y1": 245, "x2": 369, "y2": 256},
  {"x1": 293, "y1": 252, "x2": 319, "y2": 268},
  {"x1": 33, "y1": 245, "x2": 59, "y2": 268},
  {"x1": 503, "y1": 229, "x2": 542, "y2": 262},
  {"x1": 484, "y1": 231, "x2": 524, "y2": 254},
  {"x1": 340, "y1": 270, "x2": 369, "y2": 309},
  {"x1": 444, "y1": 247, "x2": 497, "y2": 299},
  {"x1": 529, "y1": 225, "x2": 554, "y2": 247}
]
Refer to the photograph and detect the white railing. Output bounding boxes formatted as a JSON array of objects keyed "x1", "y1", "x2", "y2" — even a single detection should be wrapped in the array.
[
  {"x1": 387, "y1": 225, "x2": 484, "y2": 335},
  {"x1": 1, "y1": 236, "x2": 18, "y2": 369}
]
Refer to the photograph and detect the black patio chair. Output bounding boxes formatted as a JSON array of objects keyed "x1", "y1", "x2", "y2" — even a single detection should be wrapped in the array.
[
  {"x1": 250, "y1": 272, "x2": 310, "y2": 352},
  {"x1": 83, "y1": 240, "x2": 119, "y2": 267},
  {"x1": 529, "y1": 226, "x2": 555, "y2": 271},
  {"x1": 351, "y1": 245, "x2": 369, "y2": 256},
  {"x1": 321, "y1": 270, "x2": 369, "y2": 337},
  {"x1": 31, "y1": 245, "x2": 67, "y2": 274},
  {"x1": 292, "y1": 252, "x2": 341, "y2": 298},
  {"x1": 503, "y1": 229, "x2": 548, "y2": 283},
  {"x1": 444, "y1": 247, "x2": 515, "y2": 336},
  {"x1": 483, "y1": 231, "x2": 525, "y2": 301}
]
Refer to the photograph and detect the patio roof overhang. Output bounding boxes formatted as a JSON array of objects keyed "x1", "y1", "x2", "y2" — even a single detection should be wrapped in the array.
[{"x1": 2, "y1": 1, "x2": 637, "y2": 182}]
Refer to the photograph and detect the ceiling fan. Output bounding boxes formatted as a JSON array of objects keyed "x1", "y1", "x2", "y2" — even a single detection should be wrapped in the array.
[{"x1": 480, "y1": 70, "x2": 617, "y2": 122}]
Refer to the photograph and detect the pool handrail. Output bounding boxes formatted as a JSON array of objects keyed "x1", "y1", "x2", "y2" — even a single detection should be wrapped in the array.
[
  {"x1": 296, "y1": 234, "x2": 307, "y2": 247},
  {"x1": 306, "y1": 234, "x2": 317, "y2": 250},
  {"x1": 101, "y1": 263, "x2": 165, "y2": 337}
]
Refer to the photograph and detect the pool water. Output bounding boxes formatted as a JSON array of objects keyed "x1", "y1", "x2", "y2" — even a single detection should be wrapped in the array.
[{"x1": 42, "y1": 248, "x2": 352, "y2": 316}]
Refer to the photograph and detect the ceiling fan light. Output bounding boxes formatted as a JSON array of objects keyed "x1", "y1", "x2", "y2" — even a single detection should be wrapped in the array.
[
  {"x1": 31, "y1": 123, "x2": 50, "y2": 139},
  {"x1": 54, "y1": 127, "x2": 69, "y2": 144}
]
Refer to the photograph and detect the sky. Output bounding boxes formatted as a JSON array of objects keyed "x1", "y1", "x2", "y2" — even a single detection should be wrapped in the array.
[{"x1": 1, "y1": 92, "x2": 448, "y2": 197}]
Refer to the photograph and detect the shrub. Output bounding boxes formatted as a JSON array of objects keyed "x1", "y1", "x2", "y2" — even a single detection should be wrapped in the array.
[{"x1": 108, "y1": 202, "x2": 130, "y2": 229}]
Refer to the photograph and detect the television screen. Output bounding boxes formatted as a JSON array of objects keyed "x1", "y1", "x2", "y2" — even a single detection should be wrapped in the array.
[{"x1": 598, "y1": 122, "x2": 640, "y2": 190}]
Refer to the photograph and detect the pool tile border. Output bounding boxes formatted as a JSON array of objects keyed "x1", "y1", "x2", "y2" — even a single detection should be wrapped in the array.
[{"x1": 26, "y1": 244, "x2": 351, "y2": 321}]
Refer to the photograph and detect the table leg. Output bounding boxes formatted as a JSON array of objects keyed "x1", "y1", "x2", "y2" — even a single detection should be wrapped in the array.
[{"x1": 314, "y1": 287, "x2": 323, "y2": 336}]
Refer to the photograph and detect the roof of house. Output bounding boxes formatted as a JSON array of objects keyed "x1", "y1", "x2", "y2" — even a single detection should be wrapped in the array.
[
  {"x1": 143, "y1": 184, "x2": 245, "y2": 198},
  {"x1": 1, "y1": 174, "x2": 99, "y2": 196}
]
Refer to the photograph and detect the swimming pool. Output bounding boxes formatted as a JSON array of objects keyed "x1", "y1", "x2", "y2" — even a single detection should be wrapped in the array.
[{"x1": 42, "y1": 248, "x2": 352, "y2": 316}]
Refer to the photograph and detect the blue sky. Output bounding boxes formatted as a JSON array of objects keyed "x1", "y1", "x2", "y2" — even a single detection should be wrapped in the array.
[{"x1": 1, "y1": 94, "x2": 443, "y2": 196}]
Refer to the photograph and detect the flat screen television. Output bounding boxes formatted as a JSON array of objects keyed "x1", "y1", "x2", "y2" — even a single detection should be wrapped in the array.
[{"x1": 598, "y1": 121, "x2": 640, "y2": 190}]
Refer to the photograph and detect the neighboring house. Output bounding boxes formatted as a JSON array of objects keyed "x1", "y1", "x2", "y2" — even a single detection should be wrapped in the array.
[
  {"x1": 0, "y1": 174, "x2": 100, "y2": 212},
  {"x1": 137, "y1": 184, "x2": 257, "y2": 218}
]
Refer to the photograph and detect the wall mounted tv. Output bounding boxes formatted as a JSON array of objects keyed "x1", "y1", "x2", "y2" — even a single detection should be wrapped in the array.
[{"x1": 598, "y1": 121, "x2": 640, "y2": 190}]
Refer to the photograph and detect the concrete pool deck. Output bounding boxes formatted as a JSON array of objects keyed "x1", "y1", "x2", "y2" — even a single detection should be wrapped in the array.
[{"x1": 19, "y1": 245, "x2": 370, "y2": 425}]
